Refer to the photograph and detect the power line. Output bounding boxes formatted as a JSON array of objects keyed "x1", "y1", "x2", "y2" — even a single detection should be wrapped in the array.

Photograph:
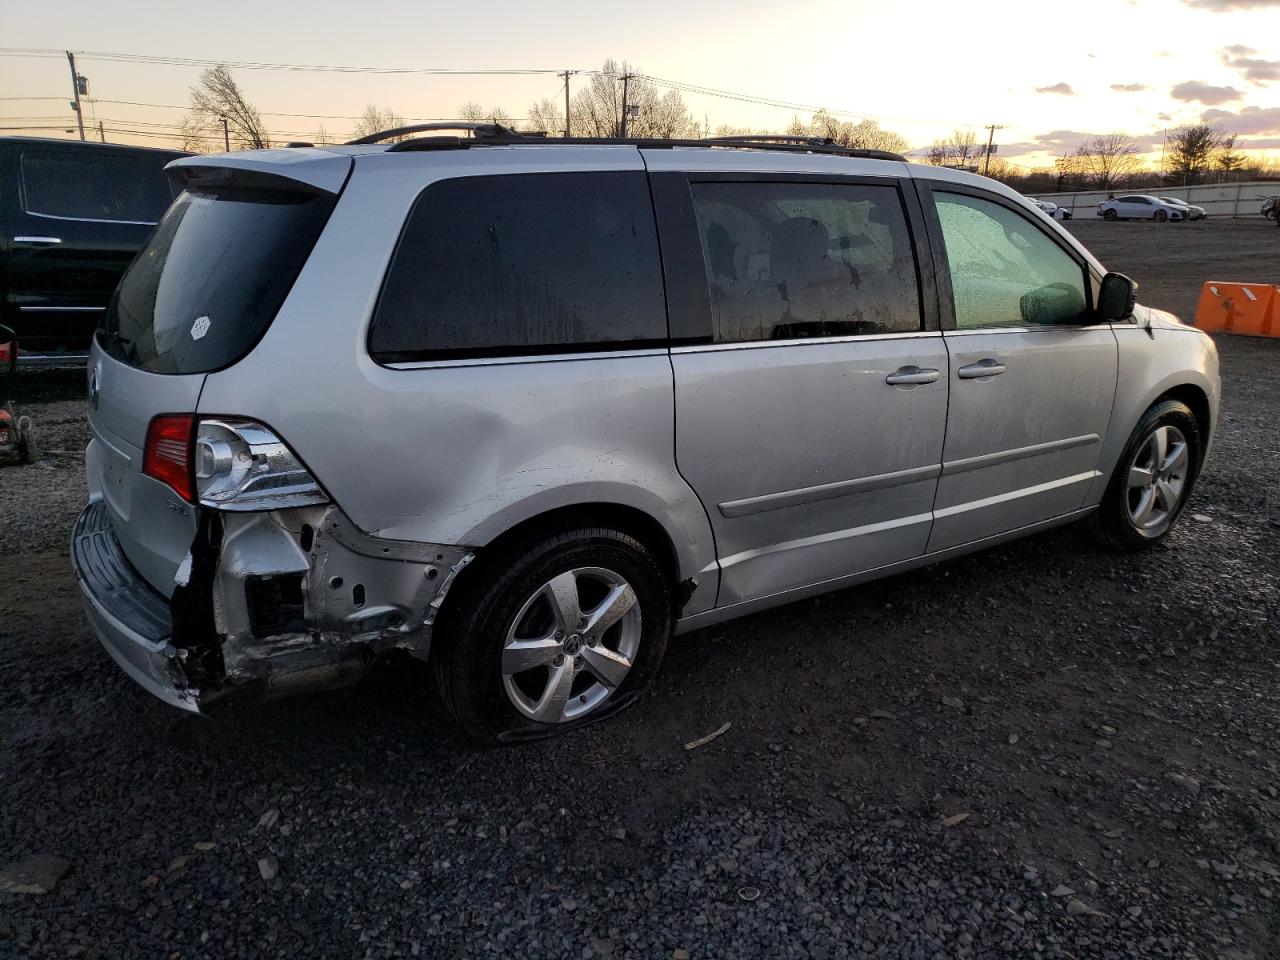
[{"x1": 0, "y1": 47, "x2": 570, "y2": 76}]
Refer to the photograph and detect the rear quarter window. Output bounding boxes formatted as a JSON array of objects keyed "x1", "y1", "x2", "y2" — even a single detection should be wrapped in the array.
[{"x1": 369, "y1": 171, "x2": 667, "y2": 362}]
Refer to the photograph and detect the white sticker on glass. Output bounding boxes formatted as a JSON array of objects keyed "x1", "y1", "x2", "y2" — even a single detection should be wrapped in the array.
[{"x1": 191, "y1": 315, "x2": 212, "y2": 340}]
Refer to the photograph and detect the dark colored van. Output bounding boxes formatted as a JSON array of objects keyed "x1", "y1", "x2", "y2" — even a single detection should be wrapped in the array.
[{"x1": 0, "y1": 137, "x2": 188, "y2": 362}]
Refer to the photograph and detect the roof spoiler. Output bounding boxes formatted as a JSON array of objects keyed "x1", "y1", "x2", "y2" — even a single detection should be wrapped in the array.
[{"x1": 166, "y1": 150, "x2": 353, "y2": 195}]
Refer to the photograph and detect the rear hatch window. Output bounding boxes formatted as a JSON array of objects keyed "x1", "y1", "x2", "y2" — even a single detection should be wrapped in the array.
[{"x1": 99, "y1": 181, "x2": 336, "y2": 374}]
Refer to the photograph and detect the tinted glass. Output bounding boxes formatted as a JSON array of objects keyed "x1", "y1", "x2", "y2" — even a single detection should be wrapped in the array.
[
  {"x1": 21, "y1": 150, "x2": 174, "y2": 222},
  {"x1": 690, "y1": 181, "x2": 921, "y2": 343},
  {"x1": 934, "y1": 191, "x2": 1088, "y2": 330},
  {"x1": 99, "y1": 186, "x2": 336, "y2": 374},
  {"x1": 370, "y1": 172, "x2": 666, "y2": 361}
]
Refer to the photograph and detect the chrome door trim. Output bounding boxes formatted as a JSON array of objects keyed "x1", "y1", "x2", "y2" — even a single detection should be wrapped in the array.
[
  {"x1": 24, "y1": 210, "x2": 159, "y2": 227},
  {"x1": 676, "y1": 506, "x2": 1097, "y2": 634},
  {"x1": 932, "y1": 470, "x2": 1099, "y2": 520},
  {"x1": 670, "y1": 331, "x2": 941, "y2": 355},
  {"x1": 386, "y1": 347, "x2": 670, "y2": 370},
  {"x1": 941, "y1": 433, "x2": 1099, "y2": 476},
  {"x1": 943, "y1": 325, "x2": 1105, "y2": 336},
  {"x1": 716, "y1": 510, "x2": 934, "y2": 570},
  {"x1": 718, "y1": 463, "x2": 942, "y2": 518},
  {"x1": 18, "y1": 305, "x2": 106, "y2": 313},
  {"x1": 13, "y1": 236, "x2": 62, "y2": 245}
]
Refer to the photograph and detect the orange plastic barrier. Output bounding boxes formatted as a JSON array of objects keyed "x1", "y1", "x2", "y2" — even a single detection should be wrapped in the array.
[{"x1": 1194, "y1": 281, "x2": 1280, "y2": 336}]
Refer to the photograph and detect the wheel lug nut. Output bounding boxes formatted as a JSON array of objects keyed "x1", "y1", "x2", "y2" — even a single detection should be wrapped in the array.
[
  {"x1": 574, "y1": 656, "x2": 583, "y2": 669},
  {"x1": 587, "y1": 636, "x2": 597, "y2": 646},
  {"x1": 554, "y1": 630, "x2": 564, "y2": 640},
  {"x1": 553, "y1": 654, "x2": 564, "y2": 666}
]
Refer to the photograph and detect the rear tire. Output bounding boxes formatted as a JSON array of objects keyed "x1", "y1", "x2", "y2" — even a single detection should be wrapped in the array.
[
  {"x1": 1090, "y1": 399, "x2": 1202, "y2": 551},
  {"x1": 16, "y1": 419, "x2": 36, "y2": 464},
  {"x1": 433, "y1": 526, "x2": 672, "y2": 744}
]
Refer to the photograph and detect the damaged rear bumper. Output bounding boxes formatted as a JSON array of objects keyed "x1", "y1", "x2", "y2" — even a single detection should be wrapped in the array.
[
  {"x1": 72, "y1": 500, "x2": 200, "y2": 711},
  {"x1": 72, "y1": 498, "x2": 473, "y2": 712}
]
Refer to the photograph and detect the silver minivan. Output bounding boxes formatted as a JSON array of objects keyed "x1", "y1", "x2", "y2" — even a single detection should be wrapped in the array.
[{"x1": 73, "y1": 128, "x2": 1220, "y2": 742}]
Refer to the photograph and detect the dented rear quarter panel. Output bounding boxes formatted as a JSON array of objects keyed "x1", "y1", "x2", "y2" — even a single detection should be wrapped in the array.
[{"x1": 194, "y1": 146, "x2": 720, "y2": 616}]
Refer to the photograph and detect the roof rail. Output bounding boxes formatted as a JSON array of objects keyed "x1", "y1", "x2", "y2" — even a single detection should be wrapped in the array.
[
  {"x1": 346, "y1": 121, "x2": 524, "y2": 145},
  {"x1": 383, "y1": 133, "x2": 906, "y2": 161}
]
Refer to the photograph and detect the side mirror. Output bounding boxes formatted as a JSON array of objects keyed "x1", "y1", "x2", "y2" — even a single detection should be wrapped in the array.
[{"x1": 1098, "y1": 272, "x2": 1137, "y2": 321}]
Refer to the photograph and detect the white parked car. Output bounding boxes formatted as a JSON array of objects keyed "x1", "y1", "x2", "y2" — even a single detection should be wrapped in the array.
[
  {"x1": 1027, "y1": 198, "x2": 1071, "y2": 221},
  {"x1": 1158, "y1": 197, "x2": 1206, "y2": 221},
  {"x1": 1097, "y1": 195, "x2": 1186, "y2": 222}
]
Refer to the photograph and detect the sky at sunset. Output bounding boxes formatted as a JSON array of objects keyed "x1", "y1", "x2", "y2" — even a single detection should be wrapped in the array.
[{"x1": 2, "y1": 0, "x2": 1279, "y2": 167}]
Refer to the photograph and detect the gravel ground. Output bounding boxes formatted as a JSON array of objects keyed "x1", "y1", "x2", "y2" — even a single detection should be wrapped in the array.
[{"x1": 1, "y1": 220, "x2": 1278, "y2": 959}]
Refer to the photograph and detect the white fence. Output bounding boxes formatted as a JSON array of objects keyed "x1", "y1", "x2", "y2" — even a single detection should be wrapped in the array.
[{"x1": 1037, "y1": 181, "x2": 1279, "y2": 219}]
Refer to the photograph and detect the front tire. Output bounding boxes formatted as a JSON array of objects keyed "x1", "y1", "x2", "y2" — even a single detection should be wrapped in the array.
[
  {"x1": 434, "y1": 526, "x2": 672, "y2": 744},
  {"x1": 1090, "y1": 399, "x2": 1202, "y2": 551},
  {"x1": 1154, "y1": 209, "x2": 1168, "y2": 222},
  {"x1": 1103, "y1": 209, "x2": 1117, "y2": 221}
]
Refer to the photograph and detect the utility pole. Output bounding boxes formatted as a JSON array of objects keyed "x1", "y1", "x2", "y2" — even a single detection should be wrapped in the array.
[
  {"x1": 982, "y1": 124, "x2": 1003, "y2": 176},
  {"x1": 98, "y1": 120, "x2": 105, "y2": 143},
  {"x1": 620, "y1": 73, "x2": 632, "y2": 138},
  {"x1": 560, "y1": 70, "x2": 573, "y2": 138},
  {"x1": 66, "y1": 51, "x2": 86, "y2": 141},
  {"x1": 221, "y1": 117, "x2": 230, "y2": 152}
]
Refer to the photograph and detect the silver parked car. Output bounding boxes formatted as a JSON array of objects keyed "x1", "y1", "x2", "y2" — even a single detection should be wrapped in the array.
[
  {"x1": 1097, "y1": 194, "x2": 1187, "y2": 222},
  {"x1": 1158, "y1": 197, "x2": 1207, "y2": 221},
  {"x1": 73, "y1": 127, "x2": 1220, "y2": 742}
]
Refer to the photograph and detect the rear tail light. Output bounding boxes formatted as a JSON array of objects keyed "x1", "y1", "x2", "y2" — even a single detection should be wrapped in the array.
[
  {"x1": 143, "y1": 414, "x2": 196, "y2": 501},
  {"x1": 143, "y1": 415, "x2": 328, "y2": 511},
  {"x1": 194, "y1": 418, "x2": 328, "y2": 511}
]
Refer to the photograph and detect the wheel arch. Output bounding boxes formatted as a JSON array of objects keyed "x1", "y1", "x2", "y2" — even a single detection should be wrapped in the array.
[{"x1": 438, "y1": 500, "x2": 707, "y2": 644}]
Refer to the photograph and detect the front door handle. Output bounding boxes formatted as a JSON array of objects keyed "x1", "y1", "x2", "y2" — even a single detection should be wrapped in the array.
[
  {"x1": 885, "y1": 365, "x2": 940, "y2": 386},
  {"x1": 957, "y1": 358, "x2": 1007, "y2": 379},
  {"x1": 13, "y1": 236, "x2": 62, "y2": 247}
]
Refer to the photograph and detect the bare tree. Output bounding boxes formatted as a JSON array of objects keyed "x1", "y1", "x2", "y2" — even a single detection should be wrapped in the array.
[
  {"x1": 926, "y1": 129, "x2": 980, "y2": 168},
  {"x1": 570, "y1": 60, "x2": 698, "y2": 139},
  {"x1": 525, "y1": 98, "x2": 564, "y2": 136},
  {"x1": 805, "y1": 110, "x2": 909, "y2": 153},
  {"x1": 312, "y1": 124, "x2": 331, "y2": 146},
  {"x1": 351, "y1": 105, "x2": 406, "y2": 142},
  {"x1": 1054, "y1": 153, "x2": 1084, "y2": 191},
  {"x1": 182, "y1": 64, "x2": 270, "y2": 152},
  {"x1": 1074, "y1": 133, "x2": 1140, "y2": 190},
  {"x1": 458, "y1": 102, "x2": 513, "y2": 126}
]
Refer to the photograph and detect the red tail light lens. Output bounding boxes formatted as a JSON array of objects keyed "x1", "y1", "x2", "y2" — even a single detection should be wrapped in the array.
[{"x1": 143, "y1": 414, "x2": 196, "y2": 502}]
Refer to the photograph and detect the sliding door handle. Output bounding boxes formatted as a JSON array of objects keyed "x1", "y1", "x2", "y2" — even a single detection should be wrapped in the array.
[
  {"x1": 957, "y1": 359, "x2": 1007, "y2": 379},
  {"x1": 885, "y1": 365, "x2": 940, "y2": 386},
  {"x1": 13, "y1": 236, "x2": 62, "y2": 247}
]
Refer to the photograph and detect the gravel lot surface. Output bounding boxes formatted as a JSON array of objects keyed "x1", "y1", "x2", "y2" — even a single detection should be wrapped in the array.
[{"x1": 1, "y1": 219, "x2": 1278, "y2": 959}]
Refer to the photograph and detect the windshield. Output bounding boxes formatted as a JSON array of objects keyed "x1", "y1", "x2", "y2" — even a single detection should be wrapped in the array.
[{"x1": 99, "y1": 184, "x2": 336, "y2": 374}]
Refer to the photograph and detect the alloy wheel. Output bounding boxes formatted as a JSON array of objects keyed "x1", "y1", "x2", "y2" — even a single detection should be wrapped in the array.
[
  {"x1": 501, "y1": 566, "x2": 642, "y2": 723},
  {"x1": 1125, "y1": 424, "x2": 1189, "y2": 534}
]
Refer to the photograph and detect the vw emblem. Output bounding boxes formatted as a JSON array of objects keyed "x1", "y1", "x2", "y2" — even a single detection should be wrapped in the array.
[{"x1": 88, "y1": 362, "x2": 102, "y2": 409}]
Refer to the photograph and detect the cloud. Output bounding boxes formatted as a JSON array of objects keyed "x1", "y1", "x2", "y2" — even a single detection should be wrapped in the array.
[
  {"x1": 1110, "y1": 83, "x2": 1150, "y2": 92},
  {"x1": 1035, "y1": 82, "x2": 1075, "y2": 95},
  {"x1": 1157, "y1": 112, "x2": 1174, "y2": 121},
  {"x1": 1220, "y1": 46, "x2": 1280, "y2": 83},
  {"x1": 1170, "y1": 80, "x2": 1243, "y2": 103},
  {"x1": 1183, "y1": 0, "x2": 1280, "y2": 9},
  {"x1": 999, "y1": 129, "x2": 1165, "y2": 157},
  {"x1": 1201, "y1": 105, "x2": 1280, "y2": 133}
]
